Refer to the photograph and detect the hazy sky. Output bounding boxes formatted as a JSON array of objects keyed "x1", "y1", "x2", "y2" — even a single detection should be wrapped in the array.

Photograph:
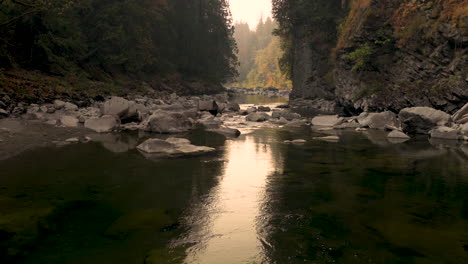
[{"x1": 229, "y1": 0, "x2": 272, "y2": 29}]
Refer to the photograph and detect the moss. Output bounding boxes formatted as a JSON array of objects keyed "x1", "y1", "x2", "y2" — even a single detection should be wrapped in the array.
[{"x1": 344, "y1": 43, "x2": 374, "y2": 72}]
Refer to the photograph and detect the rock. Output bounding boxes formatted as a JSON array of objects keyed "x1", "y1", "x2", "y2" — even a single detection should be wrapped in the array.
[
  {"x1": 313, "y1": 136, "x2": 340, "y2": 142},
  {"x1": 226, "y1": 102, "x2": 240, "y2": 112},
  {"x1": 289, "y1": 139, "x2": 307, "y2": 144},
  {"x1": 399, "y1": 107, "x2": 451, "y2": 134},
  {"x1": 146, "y1": 111, "x2": 194, "y2": 133},
  {"x1": 460, "y1": 123, "x2": 468, "y2": 135},
  {"x1": 334, "y1": 120, "x2": 359, "y2": 129},
  {"x1": 63, "y1": 102, "x2": 78, "y2": 111},
  {"x1": 452, "y1": 103, "x2": 468, "y2": 123},
  {"x1": 311, "y1": 115, "x2": 344, "y2": 127},
  {"x1": 198, "y1": 117, "x2": 222, "y2": 129},
  {"x1": 45, "y1": 120, "x2": 57, "y2": 126},
  {"x1": 101, "y1": 97, "x2": 130, "y2": 117},
  {"x1": 285, "y1": 120, "x2": 306, "y2": 127},
  {"x1": 137, "y1": 138, "x2": 215, "y2": 157},
  {"x1": 358, "y1": 111, "x2": 399, "y2": 130},
  {"x1": 65, "y1": 137, "x2": 80, "y2": 143},
  {"x1": 27, "y1": 105, "x2": 40, "y2": 114},
  {"x1": 0, "y1": 109, "x2": 8, "y2": 118},
  {"x1": 277, "y1": 104, "x2": 289, "y2": 109},
  {"x1": 429, "y1": 126, "x2": 460, "y2": 140},
  {"x1": 217, "y1": 103, "x2": 226, "y2": 113},
  {"x1": 257, "y1": 106, "x2": 271, "y2": 112},
  {"x1": 12, "y1": 105, "x2": 25, "y2": 116},
  {"x1": 198, "y1": 100, "x2": 218, "y2": 111},
  {"x1": 355, "y1": 128, "x2": 367, "y2": 132},
  {"x1": 387, "y1": 130, "x2": 410, "y2": 139},
  {"x1": 54, "y1": 100, "x2": 66, "y2": 109},
  {"x1": 84, "y1": 115, "x2": 119, "y2": 133},
  {"x1": 246, "y1": 106, "x2": 257, "y2": 114},
  {"x1": 209, "y1": 127, "x2": 241, "y2": 137},
  {"x1": 59, "y1": 115, "x2": 79, "y2": 127},
  {"x1": 456, "y1": 114, "x2": 468, "y2": 124},
  {"x1": 120, "y1": 122, "x2": 143, "y2": 131},
  {"x1": 126, "y1": 102, "x2": 149, "y2": 121},
  {"x1": 246, "y1": 112, "x2": 270, "y2": 122}
]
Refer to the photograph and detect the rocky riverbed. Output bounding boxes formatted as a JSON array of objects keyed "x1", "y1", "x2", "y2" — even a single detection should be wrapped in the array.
[{"x1": 1, "y1": 92, "x2": 467, "y2": 161}]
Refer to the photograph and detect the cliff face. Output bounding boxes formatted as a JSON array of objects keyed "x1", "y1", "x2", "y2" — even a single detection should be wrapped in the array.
[{"x1": 291, "y1": 0, "x2": 467, "y2": 114}]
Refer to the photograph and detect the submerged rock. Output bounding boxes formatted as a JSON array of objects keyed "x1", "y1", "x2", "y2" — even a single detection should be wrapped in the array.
[
  {"x1": 313, "y1": 136, "x2": 340, "y2": 142},
  {"x1": 137, "y1": 138, "x2": 215, "y2": 157}
]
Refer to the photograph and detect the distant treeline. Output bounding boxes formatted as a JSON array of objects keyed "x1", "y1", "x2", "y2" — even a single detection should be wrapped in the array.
[
  {"x1": 0, "y1": 0, "x2": 238, "y2": 85},
  {"x1": 233, "y1": 18, "x2": 291, "y2": 89}
]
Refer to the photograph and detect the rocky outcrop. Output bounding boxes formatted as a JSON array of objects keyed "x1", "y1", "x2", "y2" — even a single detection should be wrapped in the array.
[
  {"x1": 399, "y1": 107, "x2": 451, "y2": 134},
  {"x1": 285, "y1": 0, "x2": 468, "y2": 114}
]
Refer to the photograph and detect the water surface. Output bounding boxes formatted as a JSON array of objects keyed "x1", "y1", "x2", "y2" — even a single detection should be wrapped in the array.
[{"x1": 0, "y1": 101, "x2": 467, "y2": 264}]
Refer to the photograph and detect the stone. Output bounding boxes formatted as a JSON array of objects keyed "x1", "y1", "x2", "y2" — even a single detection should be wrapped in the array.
[
  {"x1": 358, "y1": 111, "x2": 399, "y2": 130},
  {"x1": 355, "y1": 128, "x2": 367, "y2": 132},
  {"x1": 0, "y1": 109, "x2": 8, "y2": 118},
  {"x1": 452, "y1": 103, "x2": 468, "y2": 123},
  {"x1": 399, "y1": 107, "x2": 451, "y2": 134},
  {"x1": 456, "y1": 114, "x2": 468, "y2": 124},
  {"x1": 45, "y1": 120, "x2": 57, "y2": 126},
  {"x1": 146, "y1": 111, "x2": 194, "y2": 133},
  {"x1": 311, "y1": 115, "x2": 344, "y2": 127},
  {"x1": 101, "y1": 96, "x2": 130, "y2": 117},
  {"x1": 257, "y1": 106, "x2": 271, "y2": 112},
  {"x1": 291, "y1": 139, "x2": 307, "y2": 143},
  {"x1": 429, "y1": 126, "x2": 460, "y2": 140},
  {"x1": 84, "y1": 115, "x2": 119, "y2": 133},
  {"x1": 63, "y1": 102, "x2": 78, "y2": 111},
  {"x1": 388, "y1": 130, "x2": 410, "y2": 139},
  {"x1": 246, "y1": 112, "x2": 270, "y2": 122},
  {"x1": 126, "y1": 102, "x2": 149, "y2": 121},
  {"x1": 60, "y1": 116, "x2": 79, "y2": 127},
  {"x1": 137, "y1": 138, "x2": 215, "y2": 157},
  {"x1": 313, "y1": 136, "x2": 340, "y2": 142},
  {"x1": 65, "y1": 137, "x2": 80, "y2": 143},
  {"x1": 54, "y1": 100, "x2": 66, "y2": 109},
  {"x1": 198, "y1": 117, "x2": 222, "y2": 129},
  {"x1": 285, "y1": 120, "x2": 306, "y2": 127},
  {"x1": 460, "y1": 123, "x2": 468, "y2": 135},
  {"x1": 208, "y1": 127, "x2": 241, "y2": 137},
  {"x1": 226, "y1": 102, "x2": 240, "y2": 112},
  {"x1": 198, "y1": 100, "x2": 218, "y2": 111},
  {"x1": 217, "y1": 103, "x2": 226, "y2": 113},
  {"x1": 334, "y1": 120, "x2": 359, "y2": 129}
]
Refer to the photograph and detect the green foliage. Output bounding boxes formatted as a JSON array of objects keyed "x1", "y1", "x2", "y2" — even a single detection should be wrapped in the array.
[
  {"x1": 0, "y1": 0, "x2": 238, "y2": 86},
  {"x1": 345, "y1": 43, "x2": 374, "y2": 72}
]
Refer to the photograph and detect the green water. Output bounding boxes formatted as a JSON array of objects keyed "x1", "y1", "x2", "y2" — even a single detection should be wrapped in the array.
[{"x1": 0, "y1": 112, "x2": 467, "y2": 263}]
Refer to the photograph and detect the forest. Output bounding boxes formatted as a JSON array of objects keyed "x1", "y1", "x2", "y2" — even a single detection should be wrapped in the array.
[
  {"x1": 232, "y1": 17, "x2": 291, "y2": 89},
  {"x1": 0, "y1": 0, "x2": 238, "y2": 96}
]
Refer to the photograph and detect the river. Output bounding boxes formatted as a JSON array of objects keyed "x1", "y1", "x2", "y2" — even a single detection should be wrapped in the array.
[{"x1": 0, "y1": 95, "x2": 467, "y2": 264}]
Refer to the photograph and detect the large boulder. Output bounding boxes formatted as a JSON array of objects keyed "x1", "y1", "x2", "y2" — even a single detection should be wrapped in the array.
[
  {"x1": 246, "y1": 112, "x2": 270, "y2": 122},
  {"x1": 84, "y1": 115, "x2": 120, "y2": 133},
  {"x1": 358, "y1": 111, "x2": 399, "y2": 130},
  {"x1": 197, "y1": 117, "x2": 222, "y2": 129},
  {"x1": 429, "y1": 126, "x2": 460, "y2": 140},
  {"x1": 272, "y1": 111, "x2": 302, "y2": 121},
  {"x1": 311, "y1": 115, "x2": 344, "y2": 127},
  {"x1": 146, "y1": 111, "x2": 194, "y2": 133},
  {"x1": 226, "y1": 102, "x2": 240, "y2": 112},
  {"x1": 126, "y1": 102, "x2": 150, "y2": 121},
  {"x1": 59, "y1": 115, "x2": 79, "y2": 127},
  {"x1": 399, "y1": 107, "x2": 451, "y2": 134},
  {"x1": 137, "y1": 138, "x2": 215, "y2": 157},
  {"x1": 101, "y1": 97, "x2": 130, "y2": 117},
  {"x1": 198, "y1": 100, "x2": 218, "y2": 112}
]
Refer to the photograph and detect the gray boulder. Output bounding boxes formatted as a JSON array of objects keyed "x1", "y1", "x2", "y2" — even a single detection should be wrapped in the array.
[
  {"x1": 54, "y1": 100, "x2": 66, "y2": 109},
  {"x1": 257, "y1": 106, "x2": 271, "y2": 112},
  {"x1": 198, "y1": 100, "x2": 218, "y2": 111},
  {"x1": 399, "y1": 107, "x2": 450, "y2": 134},
  {"x1": 246, "y1": 112, "x2": 270, "y2": 122},
  {"x1": 198, "y1": 117, "x2": 222, "y2": 129},
  {"x1": 137, "y1": 138, "x2": 215, "y2": 157},
  {"x1": 311, "y1": 115, "x2": 344, "y2": 127},
  {"x1": 146, "y1": 111, "x2": 194, "y2": 133},
  {"x1": 226, "y1": 102, "x2": 240, "y2": 112},
  {"x1": 59, "y1": 115, "x2": 79, "y2": 127},
  {"x1": 429, "y1": 126, "x2": 460, "y2": 140},
  {"x1": 460, "y1": 123, "x2": 468, "y2": 136},
  {"x1": 102, "y1": 97, "x2": 130, "y2": 117},
  {"x1": 358, "y1": 111, "x2": 399, "y2": 130},
  {"x1": 63, "y1": 102, "x2": 78, "y2": 111},
  {"x1": 84, "y1": 115, "x2": 119, "y2": 133}
]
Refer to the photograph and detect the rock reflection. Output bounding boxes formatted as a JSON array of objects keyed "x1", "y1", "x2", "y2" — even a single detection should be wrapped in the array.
[{"x1": 176, "y1": 131, "x2": 284, "y2": 264}]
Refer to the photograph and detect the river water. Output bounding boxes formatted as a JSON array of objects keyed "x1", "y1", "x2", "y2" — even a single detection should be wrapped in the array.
[{"x1": 0, "y1": 95, "x2": 467, "y2": 264}]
